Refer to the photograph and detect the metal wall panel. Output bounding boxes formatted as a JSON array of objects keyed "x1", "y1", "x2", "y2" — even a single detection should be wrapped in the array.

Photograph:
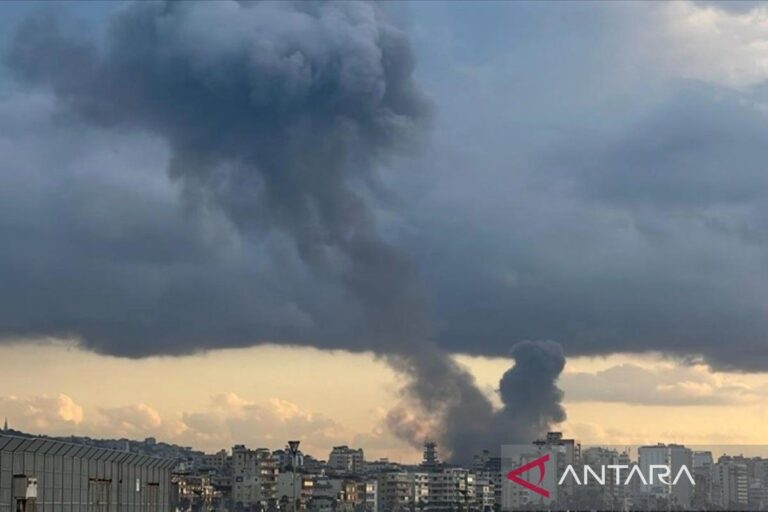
[{"x1": 0, "y1": 435, "x2": 172, "y2": 512}]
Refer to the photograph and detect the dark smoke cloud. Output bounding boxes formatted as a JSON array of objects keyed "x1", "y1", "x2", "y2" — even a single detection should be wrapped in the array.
[
  {"x1": 7, "y1": 0, "x2": 431, "y2": 351},
  {"x1": 3, "y1": 1, "x2": 568, "y2": 459},
  {"x1": 8, "y1": 2, "x2": 768, "y2": 372},
  {"x1": 387, "y1": 340, "x2": 566, "y2": 463},
  {"x1": 497, "y1": 341, "x2": 566, "y2": 430},
  {"x1": 16, "y1": 0, "x2": 768, "y2": 457}
]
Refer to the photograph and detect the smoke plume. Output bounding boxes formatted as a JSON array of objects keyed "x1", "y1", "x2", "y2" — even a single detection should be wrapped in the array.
[
  {"x1": 387, "y1": 340, "x2": 566, "y2": 462},
  {"x1": 6, "y1": 0, "x2": 566, "y2": 460},
  {"x1": 8, "y1": 0, "x2": 433, "y2": 348}
]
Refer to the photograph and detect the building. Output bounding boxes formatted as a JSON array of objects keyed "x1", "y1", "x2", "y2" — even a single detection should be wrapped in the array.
[
  {"x1": 309, "y1": 475, "x2": 336, "y2": 512},
  {"x1": 335, "y1": 479, "x2": 362, "y2": 512},
  {"x1": 421, "y1": 442, "x2": 439, "y2": 472},
  {"x1": 579, "y1": 447, "x2": 630, "y2": 510},
  {"x1": 173, "y1": 474, "x2": 224, "y2": 511},
  {"x1": 474, "y1": 471, "x2": 495, "y2": 511},
  {"x1": 472, "y1": 449, "x2": 501, "y2": 507},
  {"x1": 360, "y1": 479, "x2": 377, "y2": 512},
  {"x1": 692, "y1": 451, "x2": 714, "y2": 509},
  {"x1": 409, "y1": 472, "x2": 429, "y2": 510},
  {"x1": 376, "y1": 472, "x2": 411, "y2": 511},
  {"x1": 199, "y1": 449, "x2": 228, "y2": 473},
  {"x1": 534, "y1": 432, "x2": 580, "y2": 466},
  {"x1": 637, "y1": 444, "x2": 693, "y2": 509},
  {"x1": 427, "y1": 468, "x2": 475, "y2": 511},
  {"x1": 327, "y1": 446, "x2": 364, "y2": 475},
  {"x1": 308, "y1": 476, "x2": 373, "y2": 512},
  {"x1": 0, "y1": 433, "x2": 175, "y2": 512},
  {"x1": 714, "y1": 456, "x2": 749, "y2": 509},
  {"x1": 534, "y1": 432, "x2": 580, "y2": 507},
  {"x1": 231, "y1": 445, "x2": 278, "y2": 509},
  {"x1": 277, "y1": 472, "x2": 313, "y2": 510}
]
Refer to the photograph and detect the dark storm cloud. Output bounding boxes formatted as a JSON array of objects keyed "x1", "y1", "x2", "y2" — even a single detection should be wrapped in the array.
[
  {"x1": 0, "y1": 111, "x2": 334, "y2": 356},
  {"x1": 6, "y1": 1, "x2": 768, "y2": 371},
  {"x1": 418, "y1": 84, "x2": 768, "y2": 371},
  {"x1": 571, "y1": 90, "x2": 768, "y2": 209},
  {"x1": 5, "y1": 0, "x2": 433, "y2": 354}
]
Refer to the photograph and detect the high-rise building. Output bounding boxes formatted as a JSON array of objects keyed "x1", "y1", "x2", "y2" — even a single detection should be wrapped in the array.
[
  {"x1": 692, "y1": 451, "x2": 714, "y2": 509},
  {"x1": 637, "y1": 444, "x2": 693, "y2": 509},
  {"x1": 421, "y1": 441, "x2": 439, "y2": 472},
  {"x1": 715, "y1": 456, "x2": 749, "y2": 509},
  {"x1": 581, "y1": 447, "x2": 630, "y2": 510},
  {"x1": 533, "y1": 431, "x2": 580, "y2": 506},
  {"x1": 328, "y1": 446, "x2": 365, "y2": 475}
]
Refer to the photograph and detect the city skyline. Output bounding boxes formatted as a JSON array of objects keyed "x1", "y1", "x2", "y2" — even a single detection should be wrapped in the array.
[
  {"x1": 4, "y1": 427, "x2": 768, "y2": 511},
  {"x1": 3, "y1": 0, "x2": 768, "y2": 474}
]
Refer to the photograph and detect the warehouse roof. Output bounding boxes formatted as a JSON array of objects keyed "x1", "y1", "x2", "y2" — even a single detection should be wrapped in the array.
[{"x1": 0, "y1": 433, "x2": 176, "y2": 469}]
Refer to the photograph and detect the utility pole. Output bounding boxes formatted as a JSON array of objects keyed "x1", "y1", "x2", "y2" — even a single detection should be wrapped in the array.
[{"x1": 288, "y1": 440, "x2": 301, "y2": 512}]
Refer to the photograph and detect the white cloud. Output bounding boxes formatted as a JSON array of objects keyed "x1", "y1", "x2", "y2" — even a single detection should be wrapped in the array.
[
  {"x1": 561, "y1": 363, "x2": 762, "y2": 406},
  {"x1": 0, "y1": 392, "x2": 357, "y2": 456},
  {"x1": 0, "y1": 394, "x2": 84, "y2": 433},
  {"x1": 177, "y1": 393, "x2": 349, "y2": 455},
  {"x1": 95, "y1": 403, "x2": 188, "y2": 439},
  {"x1": 646, "y1": 1, "x2": 768, "y2": 88}
]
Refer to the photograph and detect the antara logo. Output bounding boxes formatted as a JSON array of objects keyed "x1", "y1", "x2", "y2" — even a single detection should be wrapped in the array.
[
  {"x1": 506, "y1": 454, "x2": 696, "y2": 497},
  {"x1": 558, "y1": 464, "x2": 696, "y2": 487},
  {"x1": 506, "y1": 454, "x2": 551, "y2": 498}
]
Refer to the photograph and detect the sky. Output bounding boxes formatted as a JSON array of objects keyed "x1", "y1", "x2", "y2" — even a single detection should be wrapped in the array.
[{"x1": 2, "y1": 0, "x2": 768, "y2": 462}]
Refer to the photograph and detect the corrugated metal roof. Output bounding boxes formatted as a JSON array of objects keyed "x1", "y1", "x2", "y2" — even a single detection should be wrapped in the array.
[{"x1": 0, "y1": 433, "x2": 173, "y2": 468}]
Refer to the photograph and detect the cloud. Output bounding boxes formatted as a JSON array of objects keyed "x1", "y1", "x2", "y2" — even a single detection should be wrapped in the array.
[
  {"x1": 649, "y1": 2, "x2": 768, "y2": 89},
  {"x1": 2, "y1": 0, "x2": 431, "y2": 358},
  {"x1": 561, "y1": 363, "x2": 763, "y2": 406},
  {"x1": 179, "y1": 393, "x2": 348, "y2": 455},
  {"x1": 95, "y1": 403, "x2": 188, "y2": 439},
  {"x1": 0, "y1": 88, "x2": 387, "y2": 357},
  {"x1": 397, "y1": 1, "x2": 768, "y2": 372},
  {"x1": 0, "y1": 391, "x2": 372, "y2": 456},
  {"x1": 1, "y1": 0, "x2": 574, "y2": 461},
  {"x1": 0, "y1": 394, "x2": 84, "y2": 433},
  {"x1": 1, "y1": 0, "x2": 768, "y2": 381}
]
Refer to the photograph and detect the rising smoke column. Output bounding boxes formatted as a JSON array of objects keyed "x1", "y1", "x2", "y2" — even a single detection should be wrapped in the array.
[
  {"x1": 388, "y1": 340, "x2": 566, "y2": 463},
  {"x1": 7, "y1": 0, "x2": 566, "y2": 461},
  {"x1": 443, "y1": 340, "x2": 566, "y2": 462}
]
